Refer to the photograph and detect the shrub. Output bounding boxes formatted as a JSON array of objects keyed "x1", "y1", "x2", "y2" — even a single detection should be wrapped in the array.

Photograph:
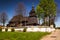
[
  {"x1": 5, "y1": 28, "x2": 8, "y2": 32},
  {"x1": 23, "y1": 27, "x2": 27, "y2": 32},
  {"x1": 11, "y1": 28, "x2": 15, "y2": 32}
]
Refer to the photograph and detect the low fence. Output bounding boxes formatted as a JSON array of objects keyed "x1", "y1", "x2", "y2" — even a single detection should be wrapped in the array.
[
  {"x1": 2, "y1": 27, "x2": 55, "y2": 32},
  {"x1": 26, "y1": 28, "x2": 55, "y2": 32}
]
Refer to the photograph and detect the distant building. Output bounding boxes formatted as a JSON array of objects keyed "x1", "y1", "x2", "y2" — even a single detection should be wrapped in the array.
[{"x1": 7, "y1": 5, "x2": 39, "y2": 27}]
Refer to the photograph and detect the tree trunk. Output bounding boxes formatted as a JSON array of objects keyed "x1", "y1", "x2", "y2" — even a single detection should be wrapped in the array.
[
  {"x1": 39, "y1": 19, "x2": 40, "y2": 25},
  {"x1": 44, "y1": 17, "x2": 46, "y2": 26},
  {"x1": 3, "y1": 23, "x2": 5, "y2": 26},
  {"x1": 49, "y1": 16, "x2": 50, "y2": 27},
  {"x1": 3, "y1": 20, "x2": 5, "y2": 26}
]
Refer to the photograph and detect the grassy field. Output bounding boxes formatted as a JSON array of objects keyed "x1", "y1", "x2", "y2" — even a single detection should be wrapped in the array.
[{"x1": 0, "y1": 32, "x2": 50, "y2": 40}]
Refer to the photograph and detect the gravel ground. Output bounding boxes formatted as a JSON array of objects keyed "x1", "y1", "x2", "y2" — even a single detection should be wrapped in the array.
[{"x1": 41, "y1": 29, "x2": 60, "y2": 40}]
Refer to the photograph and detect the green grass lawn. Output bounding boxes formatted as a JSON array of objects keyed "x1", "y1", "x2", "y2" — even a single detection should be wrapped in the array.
[{"x1": 0, "y1": 32, "x2": 50, "y2": 40}]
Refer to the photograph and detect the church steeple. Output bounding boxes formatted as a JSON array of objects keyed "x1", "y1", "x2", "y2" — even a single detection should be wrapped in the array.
[
  {"x1": 32, "y1": 3, "x2": 35, "y2": 10},
  {"x1": 29, "y1": 3, "x2": 37, "y2": 17}
]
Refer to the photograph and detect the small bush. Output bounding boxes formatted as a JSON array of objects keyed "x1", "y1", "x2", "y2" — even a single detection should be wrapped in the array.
[
  {"x1": 5, "y1": 28, "x2": 8, "y2": 32},
  {"x1": 11, "y1": 28, "x2": 15, "y2": 32},
  {"x1": 23, "y1": 27, "x2": 27, "y2": 32}
]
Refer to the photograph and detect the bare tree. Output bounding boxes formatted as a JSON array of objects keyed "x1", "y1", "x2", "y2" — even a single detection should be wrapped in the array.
[
  {"x1": 15, "y1": 2, "x2": 27, "y2": 26},
  {"x1": 0, "y1": 12, "x2": 8, "y2": 26},
  {"x1": 16, "y1": 2, "x2": 26, "y2": 17}
]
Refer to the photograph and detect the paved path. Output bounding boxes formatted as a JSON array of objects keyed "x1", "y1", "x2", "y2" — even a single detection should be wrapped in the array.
[{"x1": 41, "y1": 29, "x2": 60, "y2": 40}]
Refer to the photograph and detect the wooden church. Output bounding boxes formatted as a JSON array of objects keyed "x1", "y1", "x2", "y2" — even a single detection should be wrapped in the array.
[{"x1": 7, "y1": 5, "x2": 39, "y2": 27}]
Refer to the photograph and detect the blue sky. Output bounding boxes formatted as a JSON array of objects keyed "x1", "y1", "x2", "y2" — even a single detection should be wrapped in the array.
[{"x1": 0, "y1": 0, "x2": 60, "y2": 27}]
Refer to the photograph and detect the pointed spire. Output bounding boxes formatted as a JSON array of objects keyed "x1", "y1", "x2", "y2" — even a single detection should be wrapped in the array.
[
  {"x1": 32, "y1": 3, "x2": 35, "y2": 10},
  {"x1": 32, "y1": 3, "x2": 34, "y2": 7}
]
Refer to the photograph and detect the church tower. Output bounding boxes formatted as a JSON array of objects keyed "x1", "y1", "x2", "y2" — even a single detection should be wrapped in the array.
[
  {"x1": 29, "y1": 4, "x2": 37, "y2": 17},
  {"x1": 28, "y1": 4, "x2": 38, "y2": 26}
]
